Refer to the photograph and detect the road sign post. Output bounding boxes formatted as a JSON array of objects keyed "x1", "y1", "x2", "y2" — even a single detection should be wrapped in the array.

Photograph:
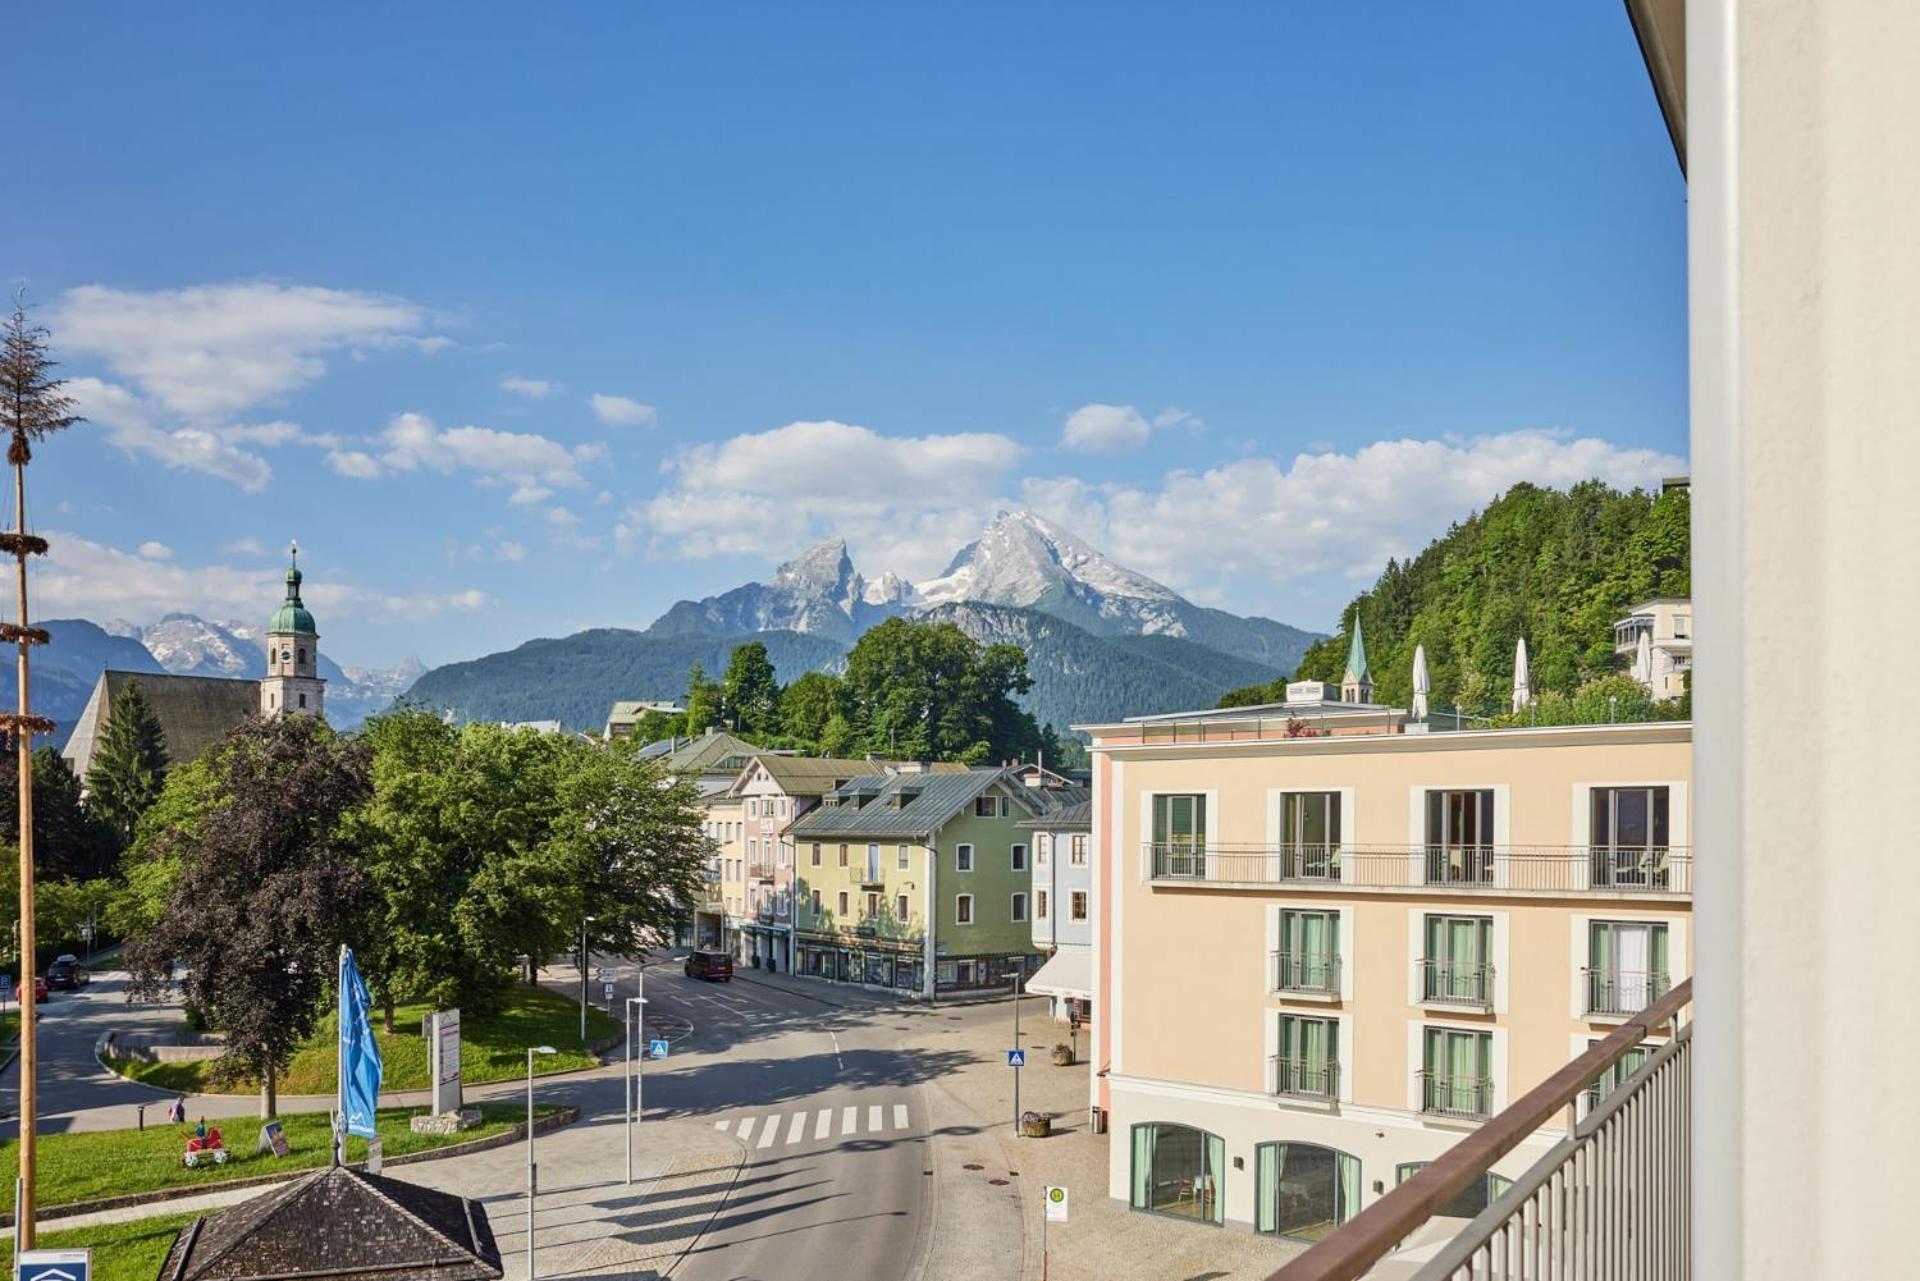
[
  {"x1": 1012, "y1": 969, "x2": 1024, "y2": 1132},
  {"x1": 1042, "y1": 1186, "x2": 1068, "y2": 1281}
]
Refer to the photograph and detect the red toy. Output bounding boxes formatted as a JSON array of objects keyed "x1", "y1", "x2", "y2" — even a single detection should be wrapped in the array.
[{"x1": 183, "y1": 1124, "x2": 229, "y2": 1167}]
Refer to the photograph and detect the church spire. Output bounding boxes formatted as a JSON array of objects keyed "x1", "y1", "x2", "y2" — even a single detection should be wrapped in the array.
[
  {"x1": 1341, "y1": 615, "x2": 1374, "y2": 704},
  {"x1": 262, "y1": 538, "x2": 325, "y2": 720}
]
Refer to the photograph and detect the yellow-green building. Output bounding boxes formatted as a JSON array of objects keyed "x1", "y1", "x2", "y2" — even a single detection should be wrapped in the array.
[{"x1": 789, "y1": 766, "x2": 1062, "y2": 998}]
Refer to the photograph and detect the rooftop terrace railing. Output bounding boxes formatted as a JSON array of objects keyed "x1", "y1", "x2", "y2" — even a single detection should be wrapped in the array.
[
  {"x1": 1265, "y1": 978, "x2": 1692, "y2": 1281},
  {"x1": 1146, "y1": 843, "x2": 1692, "y2": 896}
]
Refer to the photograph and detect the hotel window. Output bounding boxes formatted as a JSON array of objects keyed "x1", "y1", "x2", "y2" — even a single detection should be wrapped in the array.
[
  {"x1": 956, "y1": 844, "x2": 974, "y2": 873},
  {"x1": 837, "y1": 891, "x2": 849, "y2": 917},
  {"x1": 1278, "y1": 792, "x2": 1341, "y2": 879},
  {"x1": 1070, "y1": 890, "x2": 1088, "y2": 922},
  {"x1": 1422, "y1": 914, "x2": 1494, "y2": 1006},
  {"x1": 1011, "y1": 892, "x2": 1028, "y2": 922},
  {"x1": 747, "y1": 799, "x2": 757, "y2": 819},
  {"x1": 1586, "y1": 921, "x2": 1671, "y2": 1015},
  {"x1": 897, "y1": 843, "x2": 910, "y2": 869},
  {"x1": 1273, "y1": 1015, "x2": 1339, "y2": 1100},
  {"x1": 810, "y1": 889, "x2": 821, "y2": 914},
  {"x1": 866, "y1": 892, "x2": 880, "y2": 919},
  {"x1": 1584, "y1": 1038, "x2": 1657, "y2": 1114},
  {"x1": 1424, "y1": 790, "x2": 1495, "y2": 884},
  {"x1": 866, "y1": 844, "x2": 881, "y2": 881},
  {"x1": 956, "y1": 894, "x2": 974, "y2": 925},
  {"x1": 1257, "y1": 1143, "x2": 1360, "y2": 1242},
  {"x1": 1151, "y1": 794, "x2": 1208, "y2": 877},
  {"x1": 839, "y1": 843, "x2": 849, "y2": 867},
  {"x1": 1037, "y1": 889, "x2": 1050, "y2": 920},
  {"x1": 1011, "y1": 844, "x2": 1027, "y2": 872},
  {"x1": 1590, "y1": 786, "x2": 1673, "y2": 888},
  {"x1": 1421, "y1": 1027, "x2": 1493, "y2": 1119},
  {"x1": 811, "y1": 843, "x2": 822, "y2": 867},
  {"x1": 1394, "y1": 1165, "x2": 1512, "y2": 1219},
  {"x1": 1276, "y1": 910, "x2": 1340, "y2": 993},
  {"x1": 1070, "y1": 834, "x2": 1088, "y2": 866},
  {"x1": 975, "y1": 795, "x2": 999, "y2": 817},
  {"x1": 1129, "y1": 1123, "x2": 1224, "y2": 1226},
  {"x1": 1036, "y1": 834, "x2": 1050, "y2": 867},
  {"x1": 896, "y1": 893, "x2": 910, "y2": 922}
]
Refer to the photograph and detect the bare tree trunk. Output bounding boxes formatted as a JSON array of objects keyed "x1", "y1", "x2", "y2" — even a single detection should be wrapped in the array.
[
  {"x1": 382, "y1": 991, "x2": 396, "y2": 1036},
  {"x1": 261, "y1": 1059, "x2": 278, "y2": 1119}
]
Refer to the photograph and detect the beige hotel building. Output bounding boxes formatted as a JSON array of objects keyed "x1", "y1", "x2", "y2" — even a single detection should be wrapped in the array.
[{"x1": 1084, "y1": 684, "x2": 1690, "y2": 1242}]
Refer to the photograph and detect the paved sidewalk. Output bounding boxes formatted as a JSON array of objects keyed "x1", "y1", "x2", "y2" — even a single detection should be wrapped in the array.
[
  {"x1": 12, "y1": 1114, "x2": 744, "y2": 1281},
  {"x1": 905, "y1": 999, "x2": 1301, "y2": 1281}
]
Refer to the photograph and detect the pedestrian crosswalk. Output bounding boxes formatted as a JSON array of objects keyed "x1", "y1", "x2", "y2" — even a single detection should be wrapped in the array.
[{"x1": 711, "y1": 1099, "x2": 914, "y2": 1146}]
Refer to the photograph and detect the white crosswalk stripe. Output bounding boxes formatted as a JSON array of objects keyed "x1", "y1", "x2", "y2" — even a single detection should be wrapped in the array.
[
  {"x1": 714, "y1": 1120, "x2": 728, "y2": 1131},
  {"x1": 893, "y1": 1104, "x2": 909, "y2": 1130},
  {"x1": 840, "y1": 1105, "x2": 858, "y2": 1136},
  {"x1": 867, "y1": 1104, "x2": 883, "y2": 1132},
  {"x1": 814, "y1": 1109, "x2": 832, "y2": 1140},
  {"x1": 757, "y1": 1115, "x2": 779, "y2": 1148},
  {"x1": 736, "y1": 1116, "x2": 756, "y2": 1143},
  {"x1": 713, "y1": 1100, "x2": 913, "y2": 1145},
  {"x1": 786, "y1": 1112, "x2": 806, "y2": 1144}
]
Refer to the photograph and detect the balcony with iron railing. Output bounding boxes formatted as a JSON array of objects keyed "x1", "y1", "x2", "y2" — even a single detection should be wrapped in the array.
[
  {"x1": 1417, "y1": 959, "x2": 1495, "y2": 1010},
  {"x1": 1582, "y1": 967, "x2": 1671, "y2": 1017},
  {"x1": 1145, "y1": 842, "x2": 1691, "y2": 897},
  {"x1": 1272, "y1": 949, "x2": 1343, "y2": 996},
  {"x1": 1267, "y1": 979, "x2": 1692, "y2": 1281},
  {"x1": 749, "y1": 862, "x2": 775, "y2": 881},
  {"x1": 1417, "y1": 1071, "x2": 1494, "y2": 1121},
  {"x1": 1271, "y1": 1055, "x2": 1341, "y2": 1102}
]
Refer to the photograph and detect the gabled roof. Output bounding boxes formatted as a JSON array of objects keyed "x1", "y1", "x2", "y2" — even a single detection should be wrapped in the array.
[
  {"x1": 788, "y1": 768, "x2": 1039, "y2": 839},
  {"x1": 1019, "y1": 798, "x2": 1092, "y2": 830},
  {"x1": 733, "y1": 754, "x2": 875, "y2": 796},
  {"x1": 159, "y1": 1165, "x2": 502, "y2": 1281},
  {"x1": 62, "y1": 670, "x2": 259, "y2": 780},
  {"x1": 643, "y1": 730, "x2": 775, "y2": 777}
]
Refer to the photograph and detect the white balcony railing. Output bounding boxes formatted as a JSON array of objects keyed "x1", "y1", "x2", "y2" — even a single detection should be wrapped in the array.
[{"x1": 1145, "y1": 842, "x2": 1691, "y2": 896}]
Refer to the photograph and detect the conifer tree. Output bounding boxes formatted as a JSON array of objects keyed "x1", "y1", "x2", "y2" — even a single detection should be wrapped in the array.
[{"x1": 84, "y1": 679, "x2": 170, "y2": 846}]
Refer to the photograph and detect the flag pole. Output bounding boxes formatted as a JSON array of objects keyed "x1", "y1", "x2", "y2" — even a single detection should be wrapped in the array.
[{"x1": 335, "y1": 944, "x2": 346, "y2": 1168}]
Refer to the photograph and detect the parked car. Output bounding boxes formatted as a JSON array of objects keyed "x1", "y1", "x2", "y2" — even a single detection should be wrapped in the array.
[
  {"x1": 46, "y1": 957, "x2": 89, "y2": 991},
  {"x1": 684, "y1": 950, "x2": 733, "y2": 982}
]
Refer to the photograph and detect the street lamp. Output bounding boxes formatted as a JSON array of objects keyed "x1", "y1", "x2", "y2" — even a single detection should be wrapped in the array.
[
  {"x1": 525, "y1": 1045, "x2": 558, "y2": 1280},
  {"x1": 578, "y1": 916, "x2": 596, "y2": 1045},
  {"x1": 624, "y1": 992, "x2": 647, "y2": 1185}
]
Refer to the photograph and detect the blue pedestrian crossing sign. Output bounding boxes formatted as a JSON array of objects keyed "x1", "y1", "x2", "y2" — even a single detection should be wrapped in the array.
[
  {"x1": 1007, "y1": 1049, "x2": 1026, "y2": 1068},
  {"x1": 18, "y1": 1249, "x2": 92, "y2": 1281},
  {"x1": 648, "y1": 1038, "x2": 670, "y2": 1059}
]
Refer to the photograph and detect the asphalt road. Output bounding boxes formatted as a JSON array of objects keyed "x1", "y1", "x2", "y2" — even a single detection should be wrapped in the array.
[{"x1": 0, "y1": 964, "x2": 195, "y2": 1136}]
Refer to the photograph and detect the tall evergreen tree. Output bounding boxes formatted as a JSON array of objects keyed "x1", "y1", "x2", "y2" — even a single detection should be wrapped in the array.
[
  {"x1": 0, "y1": 748, "x2": 115, "y2": 881},
  {"x1": 681, "y1": 662, "x2": 724, "y2": 735},
  {"x1": 721, "y1": 641, "x2": 781, "y2": 735},
  {"x1": 84, "y1": 680, "x2": 171, "y2": 846}
]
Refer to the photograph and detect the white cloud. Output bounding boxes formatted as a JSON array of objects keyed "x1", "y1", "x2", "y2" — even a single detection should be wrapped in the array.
[
  {"x1": 1061, "y1": 403, "x2": 1201, "y2": 453},
  {"x1": 53, "y1": 281, "x2": 424, "y2": 420},
  {"x1": 1018, "y1": 428, "x2": 1687, "y2": 607},
  {"x1": 221, "y1": 420, "x2": 342, "y2": 449},
  {"x1": 221, "y1": 537, "x2": 267, "y2": 557},
  {"x1": 501, "y1": 376, "x2": 554, "y2": 398},
  {"x1": 589, "y1": 393, "x2": 657, "y2": 427},
  {"x1": 35, "y1": 532, "x2": 489, "y2": 628},
  {"x1": 636, "y1": 419, "x2": 1024, "y2": 575},
  {"x1": 137, "y1": 541, "x2": 173, "y2": 561},
  {"x1": 495, "y1": 540, "x2": 527, "y2": 563},
  {"x1": 327, "y1": 449, "x2": 383, "y2": 479},
  {"x1": 70, "y1": 377, "x2": 275, "y2": 492},
  {"x1": 373, "y1": 411, "x2": 602, "y2": 494}
]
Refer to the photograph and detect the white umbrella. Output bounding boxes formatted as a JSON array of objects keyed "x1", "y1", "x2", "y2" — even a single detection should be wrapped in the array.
[
  {"x1": 1411, "y1": 644, "x2": 1431, "y2": 721},
  {"x1": 1635, "y1": 628, "x2": 1654, "y2": 686},
  {"x1": 1511, "y1": 637, "x2": 1532, "y2": 713}
]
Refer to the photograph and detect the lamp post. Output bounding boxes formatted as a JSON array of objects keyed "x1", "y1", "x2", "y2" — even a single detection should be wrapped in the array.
[
  {"x1": 578, "y1": 916, "x2": 595, "y2": 1045},
  {"x1": 525, "y1": 1045, "x2": 557, "y2": 1280},
  {"x1": 624, "y1": 992, "x2": 647, "y2": 1185}
]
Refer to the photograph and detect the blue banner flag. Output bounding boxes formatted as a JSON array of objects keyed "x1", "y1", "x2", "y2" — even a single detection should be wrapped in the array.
[{"x1": 338, "y1": 947, "x2": 383, "y2": 1140}]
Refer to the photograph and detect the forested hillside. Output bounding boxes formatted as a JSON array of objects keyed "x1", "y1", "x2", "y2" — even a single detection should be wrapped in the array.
[{"x1": 1283, "y1": 481, "x2": 1690, "y2": 713}]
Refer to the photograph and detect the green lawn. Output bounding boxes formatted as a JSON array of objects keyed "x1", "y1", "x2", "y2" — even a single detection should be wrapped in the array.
[
  {"x1": 0, "y1": 1210, "x2": 200, "y2": 1281},
  {"x1": 0, "y1": 1009, "x2": 17, "y2": 1046},
  {"x1": 108, "y1": 984, "x2": 620, "y2": 1094},
  {"x1": 0, "y1": 1101, "x2": 561, "y2": 1208}
]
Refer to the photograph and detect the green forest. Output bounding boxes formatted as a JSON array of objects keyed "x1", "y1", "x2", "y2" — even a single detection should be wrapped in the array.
[{"x1": 1222, "y1": 480, "x2": 1691, "y2": 719}]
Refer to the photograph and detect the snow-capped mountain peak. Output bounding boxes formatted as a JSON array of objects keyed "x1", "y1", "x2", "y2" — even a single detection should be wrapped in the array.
[
  {"x1": 862, "y1": 570, "x2": 912, "y2": 607},
  {"x1": 915, "y1": 509, "x2": 1183, "y2": 615}
]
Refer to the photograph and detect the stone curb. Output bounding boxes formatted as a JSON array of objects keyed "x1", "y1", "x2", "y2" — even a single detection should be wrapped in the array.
[{"x1": 0, "y1": 1105, "x2": 581, "y2": 1229}]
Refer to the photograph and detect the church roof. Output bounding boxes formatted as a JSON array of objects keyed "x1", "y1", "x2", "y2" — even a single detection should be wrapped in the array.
[
  {"x1": 61, "y1": 670, "x2": 258, "y2": 780},
  {"x1": 270, "y1": 545, "x2": 317, "y2": 636},
  {"x1": 1344, "y1": 615, "x2": 1371, "y2": 685},
  {"x1": 157, "y1": 1165, "x2": 502, "y2": 1281}
]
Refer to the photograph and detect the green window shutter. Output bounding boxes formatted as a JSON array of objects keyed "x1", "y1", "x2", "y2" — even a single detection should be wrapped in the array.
[
  {"x1": 1206, "y1": 1132, "x2": 1226, "y2": 1224},
  {"x1": 1651, "y1": 924, "x2": 1670, "y2": 979},
  {"x1": 1255, "y1": 1144, "x2": 1280, "y2": 1235},
  {"x1": 1130, "y1": 1125, "x2": 1154, "y2": 1209},
  {"x1": 1152, "y1": 797, "x2": 1169, "y2": 847}
]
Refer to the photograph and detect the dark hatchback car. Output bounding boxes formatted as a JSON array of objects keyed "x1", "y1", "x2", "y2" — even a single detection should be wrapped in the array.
[
  {"x1": 684, "y1": 950, "x2": 733, "y2": 982},
  {"x1": 46, "y1": 956, "x2": 89, "y2": 991}
]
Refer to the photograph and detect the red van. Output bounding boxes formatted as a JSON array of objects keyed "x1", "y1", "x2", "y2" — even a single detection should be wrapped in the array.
[{"x1": 684, "y1": 950, "x2": 734, "y2": 982}]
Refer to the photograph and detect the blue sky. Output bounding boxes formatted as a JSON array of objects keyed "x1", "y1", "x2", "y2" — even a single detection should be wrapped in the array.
[{"x1": 10, "y1": 4, "x2": 1686, "y2": 669}]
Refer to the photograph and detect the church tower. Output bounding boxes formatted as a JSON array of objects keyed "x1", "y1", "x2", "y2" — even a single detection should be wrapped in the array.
[
  {"x1": 1340, "y1": 615, "x2": 1374, "y2": 704},
  {"x1": 261, "y1": 542, "x2": 325, "y2": 719}
]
